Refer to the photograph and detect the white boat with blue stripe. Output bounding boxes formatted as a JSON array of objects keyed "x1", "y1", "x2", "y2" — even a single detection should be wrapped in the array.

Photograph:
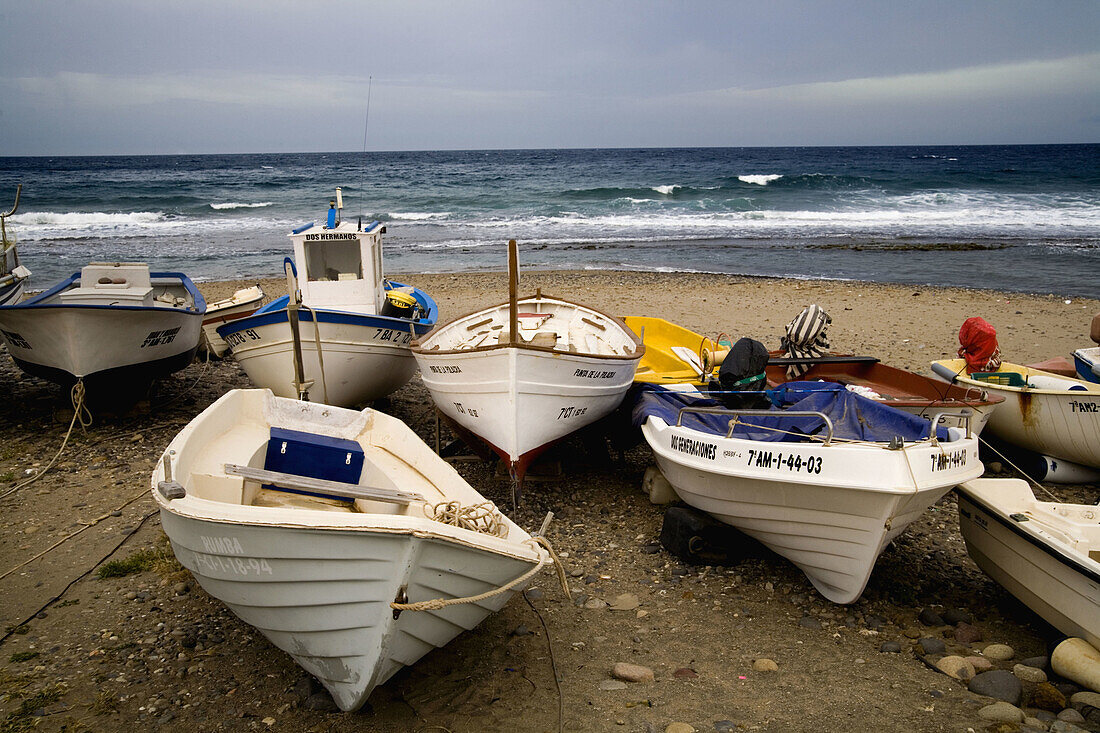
[
  {"x1": 0, "y1": 262, "x2": 204, "y2": 392},
  {"x1": 218, "y1": 190, "x2": 437, "y2": 408}
]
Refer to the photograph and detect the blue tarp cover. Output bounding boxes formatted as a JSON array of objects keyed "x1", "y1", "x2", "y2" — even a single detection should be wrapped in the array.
[{"x1": 632, "y1": 382, "x2": 949, "y2": 443}]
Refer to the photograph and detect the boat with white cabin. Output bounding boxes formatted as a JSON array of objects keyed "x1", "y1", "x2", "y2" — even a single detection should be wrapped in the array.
[
  {"x1": 218, "y1": 189, "x2": 437, "y2": 407},
  {"x1": 956, "y1": 478, "x2": 1099, "y2": 649},
  {"x1": 199, "y1": 284, "x2": 264, "y2": 358},
  {"x1": 636, "y1": 382, "x2": 983, "y2": 603},
  {"x1": 931, "y1": 358, "x2": 1100, "y2": 469},
  {"x1": 152, "y1": 388, "x2": 550, "y2": 711},
  {"x1": 0, "y1": 261, "x2": 204, "y2": 392},
  {"x1": 412, "y1": 240, "x2": 642, "y2": 488}
]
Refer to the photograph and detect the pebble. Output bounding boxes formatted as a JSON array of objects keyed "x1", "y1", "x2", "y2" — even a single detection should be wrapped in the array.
[
  {"x1": 665, "y1": 724, "x2": 695, "y2": 733},
  {"x1": 1070, "y1": 691, "x2": 1100, "y2": 709},
  {"x1": 918, "y1": 637, "x2": 946, "y2": 655},
  {"x1": 1050, "y1": 720, "x2": 1088, "y2": 733},
  {"x1": 1030, "y1": 683, "x2": 1067, "y2": 712},
  {"x1": 935, "y1": 656, "x2": 976, "y2": 681},
  {"x1": 598, "y1": 680, "x2": 628, "y2": 691},
  {"x1": 713, "y1": 722, "x2": 735, "y2": 733},
  {"x1": 583, "y1": 598, "x2": 608, "y2": 610},
  {"x1": 879, "y1": 641, "x2": 902, "y2": 653},
  {"x1": 511, "y1": 625, "x2": 531, "y2": 636},
  {"x1": 524, "y1": 588, "x2": 544, "y2": 601},
  {"x1": 918, "y1": 609, "x2": 945, "y2": 626},
  {"x1": 1013, "y1": 664, "x2": 1047, "y2": 683},
  {"x1": 1057, "y1": 708, "x2": 1087, "y2": 724},
  {"x1": 302, "y1": 691, "x2": 338, "y2": 712},
  {"x1": 983, "y1": 643, "x2": 1015, "y2": 661},
  {"x1": 977, "y1": 701, "x2": 1024, "y2": 723},
  {"x1": 864, "y1": 615, "x2": 886, "y2": 630},
  {"x1": 965, "y1": 655, "x2": 993, "y2": 673},
  {"x1": 798, "y1": 616, "x2": 822, "y2": 630},
  {"x1": 672, "y1": 668, "x2": 697, "y2": 679},
  {"x1": 611, "y1": 662, "x2": 654, "y2": 683},
  {"x1": 969, "y1": 669, "x2": 1023, "y2": 705},
  {"x1": 953, "y1": 621, "x2": 983, "y2": 644},
  {"x1": 609, "y1": 593, "x2": 640, "y2": 611},
  {"x1": 1022, "y1": 655, "x2": 1049, "y2": 670},
  {"x1": 752, "y1": 658, "x2": 778, "y2": 673},
  {"x1": 172, "y1": 582, "x2": 190, "y2": 596},
  {"x1": 942, "y1": 609, "x2": 973, "y2": 625}
]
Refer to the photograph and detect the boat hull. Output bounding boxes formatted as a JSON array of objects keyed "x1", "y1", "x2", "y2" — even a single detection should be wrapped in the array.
[
  {"x1": 956, "y1": 479, "x2": 1100, "y2": 649},
  {"x1": 200, "y1": 287, "x2": 264, "y2": 358},
  {"x1": 0, "y1": 278, "x2": 24, "y2": 307},
  {"x1": 416, "y1": 345, "x2": 639, "y2": 469},
  {"x1": 642, "y1": 416, "x2": 982, "y2": 603},
  {"x1": 932, "y1": 359, "x2": 1100, "y2": 468},
  {"x1": 159, "y1": 509, "x2": 537, "y2": 711},
  {"x1": 221, "y1": 309, "x2": 432, "y2": 407},
  {"x1": 0, "y1": 303, "x2": 201, "y2": 388}
]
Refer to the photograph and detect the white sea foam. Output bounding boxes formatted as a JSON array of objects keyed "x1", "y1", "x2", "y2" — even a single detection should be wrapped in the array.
[
  {"x1": 652, "y1": 185, "x2": 680, "y2": 195},
  {"x1": 389, "y1": 212, "x2": 450, "y2": 220},
  {"x1": 210, "y1": 202, "x2": 273, "y2": 210},
  {"x1": 738, "y1": 174, "x2": 783, "y2": 186}
]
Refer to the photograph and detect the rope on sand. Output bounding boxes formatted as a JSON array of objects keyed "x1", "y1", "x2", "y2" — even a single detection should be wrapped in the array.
[{"x1": 0, "y1": 380, "x2": 93, "y2": 501}]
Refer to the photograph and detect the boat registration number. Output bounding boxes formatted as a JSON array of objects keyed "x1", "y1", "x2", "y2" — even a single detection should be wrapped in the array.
[
  {"x1": 930, "y1": 449, "x2": 967, "y2": 471},
  {"x1": 191, "y1": 551, "x2": 273, "y2": 576},
  {"x1": 224, "y1": 328, "x2": 260, "y2": 347},
  {"x1": 374, "y1": 328, "x2": 412, "y2": 344},
  {"x1": 745, "y1": 448, "x2": 823, "y2": 474}
]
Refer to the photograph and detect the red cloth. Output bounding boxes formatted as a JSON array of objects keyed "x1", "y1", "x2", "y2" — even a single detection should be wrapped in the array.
[{"x1": 957, "y1": 317, "x2": 1002, "y2": 373}]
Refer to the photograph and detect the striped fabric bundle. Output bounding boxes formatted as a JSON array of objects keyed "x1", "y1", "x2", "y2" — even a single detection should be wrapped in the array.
[{"x1": 780, "y1": 304, "x2": 832, "y2": 380}]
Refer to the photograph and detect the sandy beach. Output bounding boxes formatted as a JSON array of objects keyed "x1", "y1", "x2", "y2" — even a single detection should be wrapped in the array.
[{"x1": 2, "y1": 270, "x2": 1098, "y2": 732}]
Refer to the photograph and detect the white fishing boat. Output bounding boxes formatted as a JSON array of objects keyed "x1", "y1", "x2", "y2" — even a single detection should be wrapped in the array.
[
  {"x1": 1076, "y1": 347, "x2": 1100, "y2": 384},
  {"x1": 0, "y1": 262, "x2": 204, "y2": 392},
  {"x1": 152, "y1": 388, "x2": 550, "y2": 711},
  {"x1": 412, "y1": 240, "x2": 642, "y2": 487},
  {"x1": 199, "y1": 284, "x2": 264, "y2": 358},
  {"x1": 931, "y1": 358, "x2": 1100, "y2": 469},
  {"x1": 0, "y1": 185, "x2": 31, "y2": 307},
  {"x1": 956, "y1": 478, "x2": 1100, "y2": 649},
  {"x1": 218, "y1": 189, "x2": 437, "y2": 407},
  {"x1": 636, "y1": 383, "x2": 983, "y2": 603}
]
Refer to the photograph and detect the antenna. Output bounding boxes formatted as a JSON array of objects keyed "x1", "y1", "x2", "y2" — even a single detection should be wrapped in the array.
[{"x1": 357, "y1": 76, "x2": 373, "y2": 220}]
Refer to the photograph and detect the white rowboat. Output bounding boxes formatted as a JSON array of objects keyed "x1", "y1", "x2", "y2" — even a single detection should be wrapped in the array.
[
  {"x1": 956, "y1": 478, "x2": 1100, "y2": 649},
  {"x1": 412, "y1": 241, "x2": 642, "y2": 486},
  {"x1": 153, "y1": 389, "x2": 548, "y2": 711},
  {"x1": 638, "y1": 385, "x2": 983, "y2": 603},
  {"x1": 931, "y1": 358, "x2": 1100, "y2": 469},
  {"x1": 0, "y1": 185, "x2": 30, "y2": 307}
]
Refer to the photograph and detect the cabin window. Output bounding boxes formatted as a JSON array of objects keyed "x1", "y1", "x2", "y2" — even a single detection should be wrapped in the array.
[{"x1": 304, "y1": 241, "x2": 362, "y2": 282}]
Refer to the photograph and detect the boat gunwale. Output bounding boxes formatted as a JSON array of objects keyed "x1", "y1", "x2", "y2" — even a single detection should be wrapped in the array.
[
  {"x1": 934, "y1": 358, "x2": 1100, "y2": 396},
  {"x1": 411, "y1": 292, "x2": 644, "y2": 361},
  {"x1": 2, "y1": 271, "x2": 207, "y2": 314}
]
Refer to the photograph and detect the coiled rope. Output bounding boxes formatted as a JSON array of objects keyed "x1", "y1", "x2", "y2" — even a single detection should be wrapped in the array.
[
  {"x1": 0, "y1": 380, "x2": 92, "y2": 501},
  {"x1": 425, "y1": 500, "x2": 507, "y2": 537}
]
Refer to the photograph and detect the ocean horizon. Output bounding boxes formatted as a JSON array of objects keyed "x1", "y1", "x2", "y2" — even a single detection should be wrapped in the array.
[{"x1": 1, "y1": 144, "x2": 1097, "y2": 297}]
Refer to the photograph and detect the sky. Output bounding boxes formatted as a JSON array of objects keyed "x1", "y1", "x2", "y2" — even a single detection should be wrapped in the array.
[{"x1": 1, "y1": 0, "x2": 1098, "y2": 155}]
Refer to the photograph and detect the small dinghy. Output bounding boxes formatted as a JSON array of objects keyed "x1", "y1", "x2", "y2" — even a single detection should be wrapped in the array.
[
  {"x1": 932, "y1": 359, "x2": 1100, "y2": 469},
  {"x1": 412, "y1": 240, "x2": 642, "y2": 488},
  {"x1": 0, "y1": 185, "x2": 31, "y2": 307},
  {"x1": 636, "y1": 382, "x2": 983, "y2": 603},
  {"x1": 624, "y1": 315, "x2": 1003, "y2": 433},
  {"x1": 199, "y1": 284, "x2": 264, "y2": 358},
  {"x1": 956, "y1": 478, "x2": 1100, "y2": 649},
  {"x1": 218, "y1": 189, "x2": 437, "y2": 407},
  {"x1": 153, "y1": 389, "x2": 550, "y2": 711},
  {"x1": 1072, "y1": 313, "x2": 1100, "y2": 384},
  {"x1": 0, "y1": 262, "x2": 204, "y2": 392}
]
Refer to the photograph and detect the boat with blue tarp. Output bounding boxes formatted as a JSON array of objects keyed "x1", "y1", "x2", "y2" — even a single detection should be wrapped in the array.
[{"x1": 635, "y1": 381, "x2": 983, "y2": 603}]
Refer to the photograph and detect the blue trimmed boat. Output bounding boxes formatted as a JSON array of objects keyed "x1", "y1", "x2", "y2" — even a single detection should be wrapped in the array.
[
  {"x1": 218, "y1": 190, "x2": 437, "y2": 407},
  {"x1": 0, "y1": 262, "x2": 205, "y2": 392},
  {"x1": 0, "y1": 185, "x2": 31, "y2": 307}
]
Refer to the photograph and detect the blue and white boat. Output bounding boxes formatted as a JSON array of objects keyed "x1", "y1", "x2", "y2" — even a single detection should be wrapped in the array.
[
  {"x1": 218, "y1": 190, "x2": 437, "y2": 407},
  {"x1": 0, "y1": 262, "x2": 205, "y2": 391}
]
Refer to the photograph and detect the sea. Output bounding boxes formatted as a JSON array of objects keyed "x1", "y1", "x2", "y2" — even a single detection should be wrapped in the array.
[{"x1": 1, "y1": 145, "x2": 1097, "y2": 297}]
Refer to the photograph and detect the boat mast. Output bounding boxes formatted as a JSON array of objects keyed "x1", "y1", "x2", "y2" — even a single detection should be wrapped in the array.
[{"x1": 508, "y1": 239, "x2": 519, "y2": 346}]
